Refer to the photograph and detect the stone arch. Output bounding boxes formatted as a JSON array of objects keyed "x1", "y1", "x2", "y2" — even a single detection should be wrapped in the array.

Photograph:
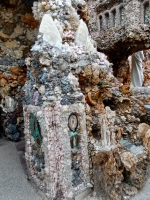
[
  {"x1": 99, "y1": 15, "x2": 103, "y2": 32},
  {"x1": 113, "y1": 48, "x2": 150, "y2": 85}
]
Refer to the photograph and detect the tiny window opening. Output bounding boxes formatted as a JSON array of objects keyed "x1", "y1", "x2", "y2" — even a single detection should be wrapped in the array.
[
  {"x1": 99, "y1": 16, "x2": 103, "y2": 32},
  {"x1": 120, "y1": 7, "x2": 125, "y2": 25},
  {"x1": 112, "y1": 10, "x2": 117, "y2": 27},
  {"x1": 105, "y1": 13, "x2": 110, "y2": 29},
  {"x1": 144, "y1": 3, "x2": 149, "y2": 24}
]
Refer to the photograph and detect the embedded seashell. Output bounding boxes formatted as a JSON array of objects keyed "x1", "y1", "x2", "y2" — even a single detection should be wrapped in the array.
[
  {"x1": 26, "y1": 140, "x2": 30, "y2": 145},
  {"x1": 44, "y1": 5, "x2": 50, "y2": 10},
  {"x1": 37, "y1": 111, "x2": 42, "y2": 117},
  {"x1": 33, "y1": 1, "x2": 38, "y2": 6},
  {"x1": 42, "y1": 1, "x2": 46, "y2": 6},
  {"x1": 86, "y1": 92, "x2": 97, "y2": 106},
  {"x1": 38, "y1": 85, "x2": 45, "y2": 94},
  {"x1": 39, "y1": 55, "x2": 51, "y2": 66},
  {"x1": 61, "y1": 105, "x2": 68, "y2": 112},
  {"x1": 63, "y1": 128, "x2": 68, "y2": 134},
  {"x1": 43, "y1": 137, "x2": 47, "y2": 142},
  {"x1": 25, "y1": 57, "x2": 31, "y2": 66},
  {"x1": 42, "y1": 96, "x2": 47, "y2": 101},
  {"x1": 44, "y1": 167, "x2": 49, "y2": 174},
  {"x1": 51, "y1": 4, "x2": 56, "y2": 10},
  {"x1": 38, "y1": 2, "x2": 42, "y2": 9}
]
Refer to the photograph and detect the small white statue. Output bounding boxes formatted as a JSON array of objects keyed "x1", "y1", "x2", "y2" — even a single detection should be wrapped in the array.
[
  {"x1": 131, "y1": 51, "x2": 145, "y2": 87},
  {"x1": 101, "y1": 106, "x2": 116, "y2": 147}
]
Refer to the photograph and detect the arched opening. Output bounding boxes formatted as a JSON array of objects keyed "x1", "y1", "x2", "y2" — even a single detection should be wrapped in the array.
[
  {"x1": 112, "y1": 9, "x2": 117, "y2": 27},
  {"x1": 105, "y1": 13, "x2": 110, "y2": 29},
  {"x1": 144, "y1": 2, "x2": 149, "y2": 24},
  {"x1": 112, "y1": 49, "x2": 150, "y2": 88},
  {"x1": 120, "y1": 6, "x2": 125, "y2": 25},
  {"x1": 99, "y1": 15, "x2": 103, "y2": 32}
]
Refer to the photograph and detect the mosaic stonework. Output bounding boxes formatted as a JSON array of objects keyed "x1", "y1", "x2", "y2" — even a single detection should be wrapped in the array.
[
  {"x1": 30, "y1": 113, "x2": 42, "y2": 146},
  {"x1": 24, "y1": 103, "x2": 90, "y2": 199},
  {"x1": 24, "y1": 106, "x2": 47, "y2": 193},
  {"x1": 23, "y1": 0, "x2": 150, "y2": 199},
  {"x1": 68, "y1": 113, "x2": 83, "y2": 187}
]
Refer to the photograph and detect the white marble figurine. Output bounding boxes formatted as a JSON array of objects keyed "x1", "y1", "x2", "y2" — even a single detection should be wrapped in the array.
[{"x1": 131, "y1": 51, "x2": 145, "y2": 87}]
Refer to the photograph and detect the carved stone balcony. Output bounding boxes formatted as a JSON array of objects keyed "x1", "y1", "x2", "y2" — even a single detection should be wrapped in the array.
[{"x1": 88, "y1": 0, "x2": 150, "y2": 63}]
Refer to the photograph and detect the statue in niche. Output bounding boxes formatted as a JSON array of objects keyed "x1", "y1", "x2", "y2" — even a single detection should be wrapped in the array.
[
  {"x1": 101, "y1": 107, "x2": 116, "y2": 147},
  {"x1": 131, "y1": 51, "x2": 145, "y2": 87}
]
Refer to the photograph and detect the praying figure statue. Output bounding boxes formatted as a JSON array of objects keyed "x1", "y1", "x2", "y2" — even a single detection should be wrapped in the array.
[
  {"x1": 101, "y1": 106, "x2": 116, "y2": 147},
  {"x1": 131, "y1": 51, "x2": 145, "y2": 87}
]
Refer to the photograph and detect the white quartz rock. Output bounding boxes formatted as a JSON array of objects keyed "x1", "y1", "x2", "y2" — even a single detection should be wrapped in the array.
[
  {"x1": 56, "y1": 0, "x2": 62, "y2": 6},
  {"x1": 31, "y1": 42, "x2": 41, "y2": 52},
  {"x1": 86, "y1": 36, "x2": 96, "y2": 53},
  {"x1": 68, "y1": 73, "x2": 79, "y2": 91},
  {"x1": 75, "y1": 19, "x2": 89, "y2": 47},
  {"x1": 37, "y1": 111, "x2": 43, "y2": 117},
  {"x1": 65, "y1": 0, "x2": 71, "y2": 6},
  {"x1": 75, "y1": 19, "x2": 96, "y2": 53},
  {"x1": 1, "y1": 96, "x2": 16, "y2": 112},
  {"x1": 54, "y1": 19, "x2": 63, "y2": 36},
  {"x1": 38, "y1": 85, "x2": 45, "y2": 94},
  {"x1": 39, "y1": 14, "x2": 62, "y2": 46}
]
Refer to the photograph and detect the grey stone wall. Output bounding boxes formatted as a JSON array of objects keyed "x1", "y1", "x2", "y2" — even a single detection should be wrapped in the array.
[{"x1": 88, "y1": 0, "x2": 150, "y2": 63}]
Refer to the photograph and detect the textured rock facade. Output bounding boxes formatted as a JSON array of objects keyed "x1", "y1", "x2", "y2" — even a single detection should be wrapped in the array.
[
  {"x1": 0, "y1": 1, "x2": 38, "y2": 140},
  {"x1": 22, "y1": 0, "x2": 150, "y2": 200},
  {"x1": 0, "y1": 0, "x2": 150, "y2": 200},
  {"x1": 88, "y1": 0, "x2": 150, "y2": 63}
]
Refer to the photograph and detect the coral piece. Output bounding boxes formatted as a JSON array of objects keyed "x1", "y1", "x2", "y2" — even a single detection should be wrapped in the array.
[
  {"x1": 21, "y1": 13, "x2": 39, "y2": 29},
  {"x1": 0, "y1": 78, "x2": 7, "y2": 87},
  {"x1": 18, "y1": 74, "x2": 26, "y2": 85},
  {"x1": 10, "y1": 66, "x2": 21, "y2": 76}
]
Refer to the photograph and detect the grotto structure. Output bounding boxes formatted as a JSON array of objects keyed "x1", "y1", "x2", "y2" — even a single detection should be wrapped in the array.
[
  {"x1": 88, "y1": 0, "x2": 150, "y2": 63},
  {"x1": 0, "y1": 0, "x2": 150, "y2": 200}
]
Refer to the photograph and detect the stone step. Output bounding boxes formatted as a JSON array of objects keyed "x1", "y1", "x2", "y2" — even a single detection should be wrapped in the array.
[
  {"x1": 75, "y1": 185, "x2": 93, "y2": 200},
  {"x1": 120, "y1": 138, "x2": 145, "y2": 155}
]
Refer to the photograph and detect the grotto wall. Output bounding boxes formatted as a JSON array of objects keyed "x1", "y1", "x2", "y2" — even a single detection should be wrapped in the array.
[
  {"x1": 0, "y1": 0, "x2": 39, "y2": 140},
  {"x1": 22, "y1": 0, "x2": 150, "y2": 200},
  {"x1": 88, "y1": 0, "x2": 150, "y2": 64},
  {"x1": 0, "y1": 0, "x2": 150, "y2": 199}
]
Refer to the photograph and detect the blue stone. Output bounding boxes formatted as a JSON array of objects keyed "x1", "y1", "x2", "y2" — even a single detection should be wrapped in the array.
[
  {"x1": 40, "y1": 73, "x2": 48, "y2": 83},
  {"x1": 145, "y1": 105, "x2": 150, "y2": 111}
]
